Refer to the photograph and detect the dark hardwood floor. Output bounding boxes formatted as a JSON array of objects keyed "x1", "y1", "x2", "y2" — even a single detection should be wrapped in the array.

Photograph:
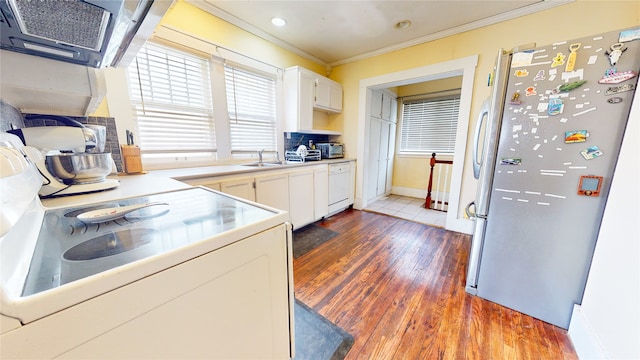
[{"x1": 293, "y1": 209, "x2": 578, "y2": 360}]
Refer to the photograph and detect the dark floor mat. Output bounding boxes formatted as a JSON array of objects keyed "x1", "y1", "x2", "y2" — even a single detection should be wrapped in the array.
[
  {"x1": 292, "y1": 224, "x2": 339, "y2": 259},
  {"x1": 294, "y1": 299, "x2": 354, "y2": 360}
]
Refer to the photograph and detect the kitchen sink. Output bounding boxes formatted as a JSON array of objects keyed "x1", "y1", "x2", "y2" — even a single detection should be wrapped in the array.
[{"x1": 243, "y1": 162, "x2": 283, "y2": 167}]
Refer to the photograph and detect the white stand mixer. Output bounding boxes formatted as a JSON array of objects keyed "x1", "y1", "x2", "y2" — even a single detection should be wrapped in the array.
[{"x1": 7, "y1": 126, "x2": 119, "y2": 197}]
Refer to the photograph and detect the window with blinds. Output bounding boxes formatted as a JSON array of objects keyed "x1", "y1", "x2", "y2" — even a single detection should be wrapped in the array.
[
  {"x1": 128, "y1": 42, "x2": 216, "y2": 158},
  {"x1": 224, "y1": 64, "x2": 277, "y2": 154},
  {"x1": 399, "y1": 95, "x2": 460, "y2": 154}
]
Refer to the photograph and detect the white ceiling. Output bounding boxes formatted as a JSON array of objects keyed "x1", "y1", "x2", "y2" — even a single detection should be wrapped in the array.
[{"x1": 189, "y1": 0, "x2": 571, "y2": 66}]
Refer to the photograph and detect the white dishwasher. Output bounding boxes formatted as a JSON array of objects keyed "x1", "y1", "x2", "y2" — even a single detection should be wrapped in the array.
[{"x1": 328, "y1": 162, "x2": 351, "y2": 214}]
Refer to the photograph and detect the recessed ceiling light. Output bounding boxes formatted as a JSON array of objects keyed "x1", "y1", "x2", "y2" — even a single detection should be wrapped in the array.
[
  {"x1": 271, "y1": 17, "x2": 287, "y2": 27},
  {"x1": 395, "y1": 20, "x2": 412, "y2": 30}
]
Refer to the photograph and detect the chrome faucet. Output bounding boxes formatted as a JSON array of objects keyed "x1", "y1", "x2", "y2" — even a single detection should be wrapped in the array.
[{"x1": 258, "y1": 149, "x2": 265, "y2": 164}]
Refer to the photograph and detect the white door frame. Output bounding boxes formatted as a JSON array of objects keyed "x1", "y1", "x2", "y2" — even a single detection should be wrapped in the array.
[{"x1": 355, "y1": 55, "x2": 478, "y2": 234}]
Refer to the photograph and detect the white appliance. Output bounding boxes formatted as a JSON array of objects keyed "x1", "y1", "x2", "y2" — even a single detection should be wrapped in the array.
[
  {"x1": 328, "y1": 162, "x2": 350, "y2": 214},
  {"x1": 465, "y1": 27, "x2": 640, "y2": 329},
  {"x1": 0, "y1": 133, "x2": 294, "y2": 358},
  {"x1": 8, "y1": 126, "x2": 120, "y2": 197}
]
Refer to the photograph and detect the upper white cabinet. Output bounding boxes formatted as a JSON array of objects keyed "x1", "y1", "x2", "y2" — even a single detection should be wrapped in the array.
[
  {"x1": 284, "y1": 66, "x2": 342, "y2": 133},
  {"x1": 370, "y1": 89, "x2": 396, "y2": 121},
  {"x1": 314, "y1": 76, "x2": 342, "y2": 113}
]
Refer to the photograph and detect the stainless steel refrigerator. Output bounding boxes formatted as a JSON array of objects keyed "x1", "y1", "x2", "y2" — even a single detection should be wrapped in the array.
[{"x1": 465, "y1": 27, "x2": 640, "y2": 329}]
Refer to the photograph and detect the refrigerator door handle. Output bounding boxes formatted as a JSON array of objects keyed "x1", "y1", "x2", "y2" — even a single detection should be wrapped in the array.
[
  {"x1": 465, "y1": 201, "x2": 476, "y2": 219},
  {"x1": 473, "y1": 98, "x2": 490, "y2": 179}
]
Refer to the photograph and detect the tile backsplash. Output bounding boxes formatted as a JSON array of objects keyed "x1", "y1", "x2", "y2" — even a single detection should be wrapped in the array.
[{"x1": 283, "y1": 132, "x2": 331, "y2": 151}]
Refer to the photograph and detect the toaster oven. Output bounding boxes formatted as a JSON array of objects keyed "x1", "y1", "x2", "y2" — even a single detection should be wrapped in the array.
[{"x1": 316, "y1": 143, "x2": 344, "y2": 158}]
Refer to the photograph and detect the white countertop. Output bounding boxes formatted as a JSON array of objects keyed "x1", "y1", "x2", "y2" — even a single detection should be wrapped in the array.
[
  {"x1": 40, "y1": 173, "x2": 191, "y2": 209},
  {"x1": 40, "y1": 158, "x2": 355, "y2": 209},
  {"x1": 152, "y1": 158, "x2": 355, "y2": 181}
]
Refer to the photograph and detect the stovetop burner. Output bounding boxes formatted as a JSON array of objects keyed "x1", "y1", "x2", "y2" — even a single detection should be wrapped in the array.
[
  {"x1": 63, "y1": 229, "x2": 157, "y2": 261},
  {"x1": 22, "y1": 187, "x2": 278, "y2": 297}
]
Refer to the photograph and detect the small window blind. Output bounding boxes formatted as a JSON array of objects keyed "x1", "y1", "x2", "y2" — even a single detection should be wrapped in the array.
[
  {"x1": 128, "y1": 42, "x2": 216, "y2": 156},
  {"x1": 399, "y1": 95, "x2": 460, "y2": 154},
  {"x1": 224, "y1": 64, "x2": 277, "y2": 154}
]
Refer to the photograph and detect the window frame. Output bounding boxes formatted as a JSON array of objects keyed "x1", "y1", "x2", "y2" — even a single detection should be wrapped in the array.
[{"x1": 126, "y1": 40, "x2": 282, "y2": 169}]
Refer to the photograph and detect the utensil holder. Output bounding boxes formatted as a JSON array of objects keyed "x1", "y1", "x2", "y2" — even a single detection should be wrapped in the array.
[{"x1": 121, "y1": 145, "x2": 143, "y2": 174}]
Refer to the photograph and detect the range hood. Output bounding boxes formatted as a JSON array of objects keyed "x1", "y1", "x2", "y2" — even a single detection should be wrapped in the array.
[
  {"x1": 0, "y1": 0, "x2": 173, "y2": 68},
  {"x1": 1, "y1": 49, "x2": 106, "y2": 116}
]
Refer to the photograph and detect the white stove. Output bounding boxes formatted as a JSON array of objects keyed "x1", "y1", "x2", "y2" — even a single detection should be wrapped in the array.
[{"x1": 0, "y1": 134, "x2": 294, "y2": 358}]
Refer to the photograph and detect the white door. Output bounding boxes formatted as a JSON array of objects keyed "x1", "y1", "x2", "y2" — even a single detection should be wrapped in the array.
[
  {"x1": 367, "y1": 116, "x2": 381, "y2": 202},
  {"x1": 377, "y1": 120, "x2": 390, "y2": 196}
]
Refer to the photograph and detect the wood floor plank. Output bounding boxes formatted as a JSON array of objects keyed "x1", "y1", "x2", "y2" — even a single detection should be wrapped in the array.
[{"x1": 293, "y1": 209, "x2": 578, "y2": 359}]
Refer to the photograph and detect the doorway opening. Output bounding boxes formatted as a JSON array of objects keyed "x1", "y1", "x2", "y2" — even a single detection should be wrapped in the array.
[{"x1": 355, "y1": 55, "x2": 478, "y2": 234}]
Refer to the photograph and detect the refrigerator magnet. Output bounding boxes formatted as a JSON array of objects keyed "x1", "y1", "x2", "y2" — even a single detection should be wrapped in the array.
[
  {"x1": 534, "y1": 70, "x2": 545, "y2": 81},
  {"x1": 565, "y1": 43, "x2": 581, "y2": 72},
  {"x1": 577, "y1": 175, "x2": 603, "y2": 196},
  {"x1": 605, "y1": 43, "x2": 626, "y2": 66},
  {"x1": 598, "y1": 68, "x2": 637, "y2": 84},
  {"x1": 526, "y1": 86, "x2": 537, "y2": 96},
  {"x1": 619, "y1": 28, "x2": 640, "y2": 42},
  {"x1": 500, "y1": 158, "x2": 522, "y2": 165},
  {"x1": 607, "y1": 97, "x2": 623, "y2": 104},
  {"x1": 564, "y1": 130, "x2": 588, "y2": 143},
  {"x1": 548, "y1": 98, "x2": 564, "y2": 115},
  {"x1": 510, "y1": 92, "x2": 523, "y2": 105},
  {"x1": 551, "y1": 52, "x2": 566, "y2": 67},
  {"x1": 580, "y1": 145, "x2": 603, "y2": 160},
  {"x1": 605, "y1": 83, "x2": 636, "y2": 95}
]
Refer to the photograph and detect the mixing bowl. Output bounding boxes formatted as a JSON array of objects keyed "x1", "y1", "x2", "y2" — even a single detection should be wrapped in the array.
[{"x1": 46, "y1": 153, "x2": 113, "y2": 184}]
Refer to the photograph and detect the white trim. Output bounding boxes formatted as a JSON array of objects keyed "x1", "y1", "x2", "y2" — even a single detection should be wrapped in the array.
[
  {"x1": 331, "y1": 0, "x2": 572, "y2": 67},
  {"x1": 569, "y1": 305, "x2": 608, "y2": 359},
  {"x1": 355, "y1": 55, "x2": 477, "y2": 235}
]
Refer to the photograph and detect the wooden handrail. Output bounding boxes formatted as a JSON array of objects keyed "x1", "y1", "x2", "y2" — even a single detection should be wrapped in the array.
[{"x1": 425, "y1": 153, "x2": 453, "y2": 210}]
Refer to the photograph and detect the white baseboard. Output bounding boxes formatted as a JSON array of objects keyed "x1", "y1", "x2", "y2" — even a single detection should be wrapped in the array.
[{"x1": 569, "y1": 305, "x2": 607, "y2": 359}]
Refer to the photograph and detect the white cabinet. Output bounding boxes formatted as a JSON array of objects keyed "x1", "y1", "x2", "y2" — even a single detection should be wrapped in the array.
[
  {"x1": 284, "y1": 66, "x2": 342, "y2": 133},
  {"x1": 313, "y1": 166, "x2": 329, "y2": 220},
  {"x1": 220, "y1": 177, "x2": 255, "y2": 202},
  {"x1": 255, "y1": 172, "x2": 290, "y2": 213},
  {"x1": 370, "y1": 89, "x2": 396, "y2": 121},
  {"x1": 368, "y1": 89, "x2": 397, "y2": 202},
  {"x1": 284, "y1": 67, "x2": 315, "y2": 132},
  {"x1": 181, "y1": 164, "x2": 350, "y2": 226},
  {"x1": 314, "y1": 77, "x2": 342, "y2": 113},
  {"x1": 288, "y1": 169, "x2": 314, "y2": 228},
  {"x1": 9, "y1": 225, "x2": 294, "y2": 359}
]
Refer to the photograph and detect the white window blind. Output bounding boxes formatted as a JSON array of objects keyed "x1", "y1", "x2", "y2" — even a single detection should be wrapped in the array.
[
  {"x1": 128, "y1": 42, "x2": 216, "y2": 157},
  {"x1": 224, "y1": 64, "x2": 277, "y2": 154},
  {"x1": 399, "y1": 95, "x2": 460, "y2": 154}
]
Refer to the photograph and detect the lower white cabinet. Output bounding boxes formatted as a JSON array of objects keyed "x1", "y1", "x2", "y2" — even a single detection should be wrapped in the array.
[
  {"x1": 1, "y1": 225, "x2": 293, "y2": 359},
  {"x1": 288, "y1": 169, "x2": 314, "y2": 229},
  {"x1": 255, "y1": 172, "x2": 290, "y2": 213},
  {"x1": 182, "y1": 163, "x2": 348, "y2": 227},
  {"x1": 313, "y1": 166, "x2": 329, "y2": 220},
  {"x1": 220, "y1": 177, "x2": 255, "y2": 202}
]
